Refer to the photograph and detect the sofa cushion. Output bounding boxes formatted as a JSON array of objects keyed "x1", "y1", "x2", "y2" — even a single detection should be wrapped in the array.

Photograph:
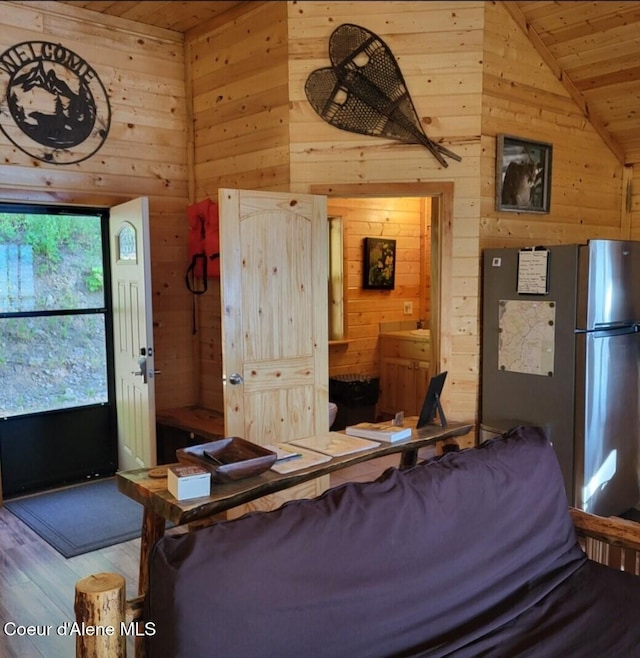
[
  {"x1": 145, "y1": 426, "x2": 585, "y2": 658},
  {"x1": 442, "y1": 559, "x2": 640, "y2": 657}
]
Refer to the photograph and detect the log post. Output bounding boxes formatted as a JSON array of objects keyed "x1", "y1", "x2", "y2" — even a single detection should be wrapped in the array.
[
  {"x1": 74, "y1": 572, "x2": 126, "y2": 658},
  {"x1": 138, "y1": 508, "x2": 166, "y2": 596}
]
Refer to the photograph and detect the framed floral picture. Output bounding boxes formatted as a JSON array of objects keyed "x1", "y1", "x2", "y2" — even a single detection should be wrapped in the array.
[{"x1": 363, "y1": 237, "x2": 396, "y2": 290}]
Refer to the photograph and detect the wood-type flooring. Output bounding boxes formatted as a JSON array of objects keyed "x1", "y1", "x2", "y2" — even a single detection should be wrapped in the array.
[{"x1": 0, "y1": 453, "x2": 404, "y2": 657}]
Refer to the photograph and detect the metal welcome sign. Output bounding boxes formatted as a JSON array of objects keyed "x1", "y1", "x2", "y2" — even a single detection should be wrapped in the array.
[{"x1": 0, "y1": 41, "x2": 111, "y2": 164}]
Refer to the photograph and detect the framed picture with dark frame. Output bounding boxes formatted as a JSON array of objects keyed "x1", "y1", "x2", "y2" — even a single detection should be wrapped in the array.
[
  {"x1": 496, "y1": 134, "x2": 552, "y2": 213},
  {"x1": 363, "y1": 237, "x2": 396, "y2": 290}
]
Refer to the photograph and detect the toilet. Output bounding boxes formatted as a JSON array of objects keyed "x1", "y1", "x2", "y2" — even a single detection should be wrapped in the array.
[{"x1": 329, "y1": 402, "x2": 338, "y2": 429}]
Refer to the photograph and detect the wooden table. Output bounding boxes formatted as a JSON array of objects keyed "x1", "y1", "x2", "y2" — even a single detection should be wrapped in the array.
[{"x1": 117, "y1": 419, "x2": 474, "y2": 596}]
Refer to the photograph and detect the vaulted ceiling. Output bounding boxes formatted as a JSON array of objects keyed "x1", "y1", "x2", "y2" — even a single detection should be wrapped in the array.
[
  {"x1": 57, "y1": 1, "x2": 640, "y2": 165},
  {"x1": 504, "y1": 2, "x2": 640, "y2": 166}
]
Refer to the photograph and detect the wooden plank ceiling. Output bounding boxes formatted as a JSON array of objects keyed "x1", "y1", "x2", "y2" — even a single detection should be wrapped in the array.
[
  {"x1": 57, "y1": 1, "x2": 640, "y2": 165},
  {"x1": 505, "y1": 1, "x2": 640, "y2": 165},
  {"x1": 57, "y1": 1, "x2": 245, "y2": 33}
]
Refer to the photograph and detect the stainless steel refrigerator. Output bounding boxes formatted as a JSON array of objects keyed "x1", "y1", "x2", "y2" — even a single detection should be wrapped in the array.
[{"x1": 481, "y1": 239, "x2": 640, "y2": 517}]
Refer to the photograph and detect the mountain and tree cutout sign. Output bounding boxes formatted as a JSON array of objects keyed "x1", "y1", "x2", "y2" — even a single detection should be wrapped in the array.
[{"x1": 0, "y1": 41, "x2": 110, "y2": 165}]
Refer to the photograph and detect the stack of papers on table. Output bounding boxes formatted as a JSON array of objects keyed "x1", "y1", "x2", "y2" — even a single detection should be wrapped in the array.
[
  {"x1": 290, "y1": 432, "x2": 380, "y2": 456},
  {"x1": 265, "y1": 443, "x2": 331, "y2": 474},
  {"x1": 266, "y1": 432, "x2": 380, "y2": 475},
  {"x1": 345, "y1": 422, "x2": 412, "y2": 443}
]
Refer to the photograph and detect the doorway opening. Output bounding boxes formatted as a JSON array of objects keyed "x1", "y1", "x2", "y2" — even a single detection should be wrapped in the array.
[
  {"x1": 313, "y1": 182, "x2": 453, "y2": 389},
  {"x1": 0, "y1": 203, "x2": 116, "y2": 498}
]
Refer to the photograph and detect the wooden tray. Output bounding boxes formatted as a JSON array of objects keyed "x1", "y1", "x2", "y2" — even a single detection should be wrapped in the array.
[{"x1": 177, "y1": 437, "x2": 277, "y2": 483}]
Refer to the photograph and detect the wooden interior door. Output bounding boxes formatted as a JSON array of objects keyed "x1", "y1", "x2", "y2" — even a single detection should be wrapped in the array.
[{"x1": 219, "y1": 189, "x2": 329, "y2": 513}]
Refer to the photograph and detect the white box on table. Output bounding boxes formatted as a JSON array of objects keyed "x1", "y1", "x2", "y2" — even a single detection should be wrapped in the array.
[{"x1": 167, "y1": 465, "x2": 211, "y2": 500}]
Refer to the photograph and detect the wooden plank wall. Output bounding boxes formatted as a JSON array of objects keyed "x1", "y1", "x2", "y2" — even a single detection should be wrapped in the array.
[
  {"x1": 327, "y1": 197, "x2": 430, "y2": 379},
  {"x1": 187, "y1": 1, "x2": 290, "y2": 196},
  {"x1": 187, "y1": 0, "x2": 633, "y2": 423},
  {"x1": 0, "y1": 1, "x2": 193, "y2": 410},
  {"x1": 0, "y1": 1, "x2": 632, "y2": 424},
  {"x1": 287, "y1": 1, "x2": 484, "y2": 421},
  {"x1": 186, "y1": 1, "x2": 289, "y2": 412},
  {"x1": 481, "y1": 2, "x2": 625, "y2": 249}
]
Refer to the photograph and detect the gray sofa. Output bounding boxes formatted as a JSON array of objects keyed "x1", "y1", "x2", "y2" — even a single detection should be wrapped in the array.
[{"x1": 145, "y1": 426, "x2": 640, "y2": 657}]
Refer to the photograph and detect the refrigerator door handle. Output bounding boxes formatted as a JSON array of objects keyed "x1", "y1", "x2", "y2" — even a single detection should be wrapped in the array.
[
  {"x1": 578, "y1": 325, "x2": 639, "y2": 338},
  {"x1": 593, "y1": 320, "x2": 639, "y2": 331}
]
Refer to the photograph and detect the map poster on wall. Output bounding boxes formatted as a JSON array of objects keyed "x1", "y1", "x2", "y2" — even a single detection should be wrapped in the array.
[{"x1": 498, "y1": 300, "x2": 556, "y2": 376}]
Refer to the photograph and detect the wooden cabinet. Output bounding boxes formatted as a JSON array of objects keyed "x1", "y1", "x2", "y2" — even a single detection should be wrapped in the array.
[{"x1": 378, "y1": 332, "x2": 431, "y2": 417}]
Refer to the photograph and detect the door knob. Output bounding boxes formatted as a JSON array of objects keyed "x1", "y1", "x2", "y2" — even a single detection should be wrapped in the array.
[
  {"x1": 228, "y1": 372, "x2": 244, "y2": 385},
  {"x1": 133, "y1": 357, "x2": 149, "y2": 383}
]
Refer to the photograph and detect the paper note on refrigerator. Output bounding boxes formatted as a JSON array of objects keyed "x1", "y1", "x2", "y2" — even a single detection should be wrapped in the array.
[
  {"x1": 498, "y1": 300, "x2": 556, "y2": 376},
  {"x1": 517, "y1": 249, "x2": 549, "y2": 294}
]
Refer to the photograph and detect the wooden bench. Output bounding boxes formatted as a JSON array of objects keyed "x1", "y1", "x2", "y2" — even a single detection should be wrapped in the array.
[{"x1": 155, "y1": 406, "x2": 224, "y2": 464}]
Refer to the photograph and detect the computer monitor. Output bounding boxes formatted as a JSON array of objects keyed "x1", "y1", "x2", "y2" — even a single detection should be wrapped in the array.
[{"x1": 416, "y1": 371, "x2": 448, "y2": 429}]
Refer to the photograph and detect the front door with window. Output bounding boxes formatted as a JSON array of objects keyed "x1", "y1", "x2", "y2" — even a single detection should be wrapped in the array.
[
  {"x1": 109, "y1": 197, "x2": 156, "y2": 470},
  {"x1": 0, "y1": 205, "x2": 116, "y2": 497}
]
